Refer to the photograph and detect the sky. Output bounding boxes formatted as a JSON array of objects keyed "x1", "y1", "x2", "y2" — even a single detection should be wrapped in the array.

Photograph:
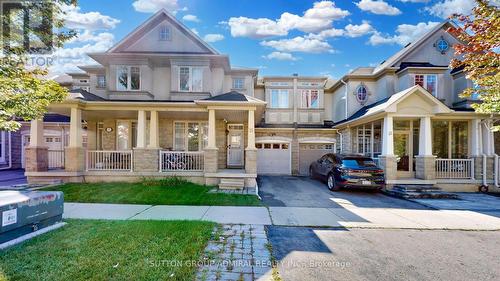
[{"x1": 51, "y1": 0, "x2": 480, "y2": 79}]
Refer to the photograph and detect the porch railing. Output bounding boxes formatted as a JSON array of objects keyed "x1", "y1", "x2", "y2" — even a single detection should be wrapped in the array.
[
  {"x1": 435, "y1": 158, "x2": 474, "y2": 179},
  {"x1": 48, "y1": 150, "x2": 65, "y2": 169},
  {"x1": 86, "y1": 150, "x2": 133, "y2": 171},
  {"x1": 159, "y1": 151, "x2": 204, "y2": 172}
]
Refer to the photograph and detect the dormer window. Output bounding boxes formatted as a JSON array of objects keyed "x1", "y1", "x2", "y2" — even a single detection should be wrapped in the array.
[
  {"x1": 232, "y1": 77, "x2": 244, "y2": 89},
  {"x1": 414, "y1": 74, "x2": 437, "y2": 96},
  {"x1": 159, "y1": 26, "x2": 171, "y2": 41},
  {"x1": 117, "y1": 66, "x2": 140, "y2": 91}
]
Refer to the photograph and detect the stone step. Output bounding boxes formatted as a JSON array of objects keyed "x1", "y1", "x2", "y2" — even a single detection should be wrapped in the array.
[
  {"x1": 219, "y1": 178, "x2": 245, "y2": 190},
  {"x1": 393, "y1": 185, "x2": 441, "y2": 193},
  {"x1": 385, "y1": 186, "x2": 459, "y2": 200}
]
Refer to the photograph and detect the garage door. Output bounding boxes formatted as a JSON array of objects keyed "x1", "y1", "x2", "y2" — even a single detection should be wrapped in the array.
[
  {"x1": 256, "y1": 142, "x2": 291, "y2": 175},
  {"x1": 299, "y1": 143, "x2": 335, "y2": 176}
]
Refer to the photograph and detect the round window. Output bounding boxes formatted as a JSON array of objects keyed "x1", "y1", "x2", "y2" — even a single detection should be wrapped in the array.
[
  {"x1": 436, "y1": 38, "x2": 449, "y2": 54},
  {"x1": 355, "y1": 84, "x2": 369, "y2": 105}
]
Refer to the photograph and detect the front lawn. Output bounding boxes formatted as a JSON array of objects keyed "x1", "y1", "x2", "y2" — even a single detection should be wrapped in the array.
[
  {"x1": 0, "y1": 220, "x2": 215, "y2": 281},
  {"x1": 41, "y1": 179, "x2": 262, "y2": 206}
]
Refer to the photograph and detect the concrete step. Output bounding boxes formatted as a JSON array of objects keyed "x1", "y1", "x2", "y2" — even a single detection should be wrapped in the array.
[
  {"x1": 386, "y1": 185, "x2": 459, "y2": 200},
  {"x1": 219, "y1": 178, "x2": 245, "y2": 190},
  {"x1": 393, "y1": 185, "x2": 441, "y2": 193}
]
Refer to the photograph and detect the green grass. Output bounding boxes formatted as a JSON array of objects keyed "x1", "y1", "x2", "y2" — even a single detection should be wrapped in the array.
[
  {"x1": 40, "y1": 180, "x2": 262, "y2": 206},
  {"x1": 0, "y1": 220, "x2": 215, "y2": 281}
]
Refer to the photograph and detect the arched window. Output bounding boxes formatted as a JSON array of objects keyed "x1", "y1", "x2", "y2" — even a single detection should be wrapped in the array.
[{"x1": 355, "y1": 84, "x2": 368, "y2": 105}]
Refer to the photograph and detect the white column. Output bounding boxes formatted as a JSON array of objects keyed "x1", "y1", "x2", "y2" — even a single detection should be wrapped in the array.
[
  {"x1": 482, "y1": 120, "x2": 494, "y2": 155},
  {"x1": 207, "y1": 109, "x2": 216, "y2": 149},
  {"x1": 69, "y1": 107, "x2": 82, "y2": 147},
  {"x1": 136, "y1": 110, "x2": 147, "y2": 148},
  {"x1": 246, "y1": 110, "x2": 256, "y2": 149},
  {"x1": 471, "y1": 119, "x2": 482, "y2": 156},
  {"x1": 148, "y1": 110, "x2": 159, "y2": 148},
  {"x1": 30, "y1": 119, "x2": 44, "y2": 147},
  {"x1": 381, "y1": 115, "x2": 394, "y2": 156},
  {"x1": 418, "y1": 116, "x2": 433, "y2": 156}
]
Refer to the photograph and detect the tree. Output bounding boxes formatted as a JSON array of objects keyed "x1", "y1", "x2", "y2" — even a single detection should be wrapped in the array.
[
  {"x1": 0, "y1": 0, "x2": 77, "y2": 131},
  {"x1": 448, "y1": 0, "x2": 500, "y2": 130}
]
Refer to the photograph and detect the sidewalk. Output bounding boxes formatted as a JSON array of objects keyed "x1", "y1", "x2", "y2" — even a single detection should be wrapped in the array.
[{"x1": 63, "y1": 202, "x2": 500, "y2": 230}]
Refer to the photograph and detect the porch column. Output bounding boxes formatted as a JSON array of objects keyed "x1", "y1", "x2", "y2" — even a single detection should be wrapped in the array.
[
  {"x1": 415, "y1": 116, "x2": 436, "y2": 180},
  {"x1": 379, "y1": 115, "x2": 397, "y2": 181},
  {"x1": 471, "y1": 119, "x2": 482, "y2": 156},
  {"x1": 204, "y1": 108, "x2": 219, "y2": 185},
  {"x1": 65, "y1": 107, "x2": 85, "y2": 172},
  {"x1": 148, "y1": 110, "x2": 159, "y2": 148},
  {"x1": 25, "y1": 119, "x2": 48, "y2": 172},
  {"x1": 136, "y1": 110, "x2": 147, "y2": 148},
  {"x1": 245, "y1": 109, "x2": 257, "y2": 188}
]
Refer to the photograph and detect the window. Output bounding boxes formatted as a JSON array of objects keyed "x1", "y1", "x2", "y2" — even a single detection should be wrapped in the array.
[
  {"x1": 159, "y1": 26, "x2": 171, "y2": 41},
  {"x1": 232, "y1": 77, "x2": 244, "y2": 89},
  {"x1": 432, "y1": 120, "x2": 469, "y2": 159},
  {"x1": 301, "y1": 90, "x2": 319, "y2": 108},
  {"x1": 179, "y1": 66, "x2": 203, "y2": 92},
  {"x1": 354, "y1": 121, "x2": 382, "y2": 158},
  {"x1": 97, "y1": 75, "x2": 106, "y2": 88},
  {"x1": 174, "y1": 121, "x2": 208, "y2": 151},
  {"x1": 0, "y1": 131, "x2": 5, "y2": 163},
  {"x1": 270, "y1": 89, "x2": 289, "y2": 108},
  {"x1": 79, "y1": 79, "x2": 88, "y2": 83},
  {"x1": 355, "y1": 84, "x2": 369, "y2": 105},
  {"x1": 117, "y1": 121, "x2": 130, "y2": 150},
  {"x1": 116, "y1": 66, "x2": 140, "y2": 91},
  {"x1": 414, "y1": 74, "x2": 437, "y2": 96}
]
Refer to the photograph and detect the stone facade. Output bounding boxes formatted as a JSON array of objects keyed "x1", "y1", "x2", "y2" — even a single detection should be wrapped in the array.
[
  {"x1": 25, "y1": 146, "x2": 48, "y2": 172},
  {"x1": 415, "y1": 156, "x2": 436, "y2": 180},
  {"x1": 245, "y1": 148, "x2": 257, "y2": 187},
  {"x1": 102, "y1": 119, "x2": 116, "y2": 150},
  {"x1": 378, "y1": 155, "x2": 397, "y2": 181},
  {"x1": 133, "y1": 148, "x2": 159, "y2": 172},
  {"x1": 65, "y1": 147, "x2": 85, "y2": 172}
]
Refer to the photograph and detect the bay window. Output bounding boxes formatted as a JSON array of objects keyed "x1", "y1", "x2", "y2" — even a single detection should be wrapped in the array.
[
  {"x1": 116, "y1": 66, "x2": 140, "y2": 91},
  {"x1": 179, "y1": 66, "x2": 203, "y2": 92},
  {"x1": 301, "y1": 90, "x2": 319, "y2": 108},
  {"x1": 174, "y1": 121, "x2": 208, "y2": 151},
  {"x1": 414, "y1": 74, "x2": 437, "y2": 96},
  {"x1": 270, "y1": 89, "x2": 289, "y2": 108},
  {"x1": 432, "y1": 120, "x2": 469, "y2": 158}
]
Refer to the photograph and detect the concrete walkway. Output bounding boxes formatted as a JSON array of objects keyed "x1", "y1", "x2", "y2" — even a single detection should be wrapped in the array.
[{"x1": 63, "y1": 202, "x2": 500, "y2": 230}]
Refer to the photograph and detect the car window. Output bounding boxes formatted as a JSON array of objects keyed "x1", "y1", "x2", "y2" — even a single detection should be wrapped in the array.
[{"x1": 341, "y1": 158, "x2": 377, "y2": 168}]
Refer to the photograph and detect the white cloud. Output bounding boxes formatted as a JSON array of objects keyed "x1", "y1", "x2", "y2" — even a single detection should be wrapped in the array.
[
  {"x1": 203, "y1": 34, "x2": 224, "y2": 42},
  {"x1": 306, "y1": 28, "x2": 344, "y2": 40},
  {"x1": 425, "y1": 0, "x2": 476, "y2": 18},
  {"x1": 262, "y1": 51, "x2": 298, "y2": 61},
  {"x1": 182, "y1": 14, "x2": 200, "y2": 22},
  {"x1": 261, "y1": 36, "x2": 334, "y2": 53},
  {"x1": 60, "y1": 4, "x2": 120, "y2": 30},
  {"x1": 356, "y1": 0, "x2": 402, "y2": 15},
  {"x1": 133, "y1": 0, "x2": 180, "y2": 13},
  {"x1": 344, "y1": 21, "x2": 375, "y2": 37},
  {"x1": 368, "y1": 21, "x2": 439, "y2": 45},
  {"x1": 191, "y1": 28, "x2": 199, "y2": 35},
  {"x1": 398, "y1": 0, "x2": 429, "y2": 2},
  {"x1": 68, "y1": 31, "x2": 114, "y2": 44},
  {"x1": 226, "y1": 1, "x2": 349, "y2": 38}
]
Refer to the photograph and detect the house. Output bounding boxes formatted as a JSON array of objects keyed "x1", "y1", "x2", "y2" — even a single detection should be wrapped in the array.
[{"x1": 23, "y1": 10, "x2": 499, "y2": 191}]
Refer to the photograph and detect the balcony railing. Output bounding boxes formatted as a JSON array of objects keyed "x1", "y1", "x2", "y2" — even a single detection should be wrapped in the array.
[
  {"x1": 159, "y1": 151, "x2": 204, "y2": 172},
  {"x1": 86, "y1": 150, "x2": 133, "y2": 171},
  {"x1": 435, "y1": 158, "x2": 474, "y2": 179},
  {"x1": 48, "y1": 150, "x2": 65, "y2": 169}
]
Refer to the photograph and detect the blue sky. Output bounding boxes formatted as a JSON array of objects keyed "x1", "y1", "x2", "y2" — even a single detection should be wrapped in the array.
[{"x1": 54, "y1": 0, "x2": 477, "y2": 78}]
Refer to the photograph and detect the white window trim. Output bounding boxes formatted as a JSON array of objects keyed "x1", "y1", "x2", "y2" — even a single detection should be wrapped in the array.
[
  {"x1": 178, "y1": 66, "x2": 204, "y2": 92},
  {"x1": 173, "y1": 121, "x2": 208, "y2": 152},
  {"x1": 116, "y1": 66, "x2": 141, "y2": 91},
  {"x1": 414, "y1": 74, "x2": 438, "y2": 97},
  {"x1": 0, "y1": 131, "x2": 5, "y2": 163},
  {"x1": 232, "y1": 77, "x2": 245, "y2": 90},
  {"x1": 96, "y1": 75, "x2": 106, "y2": 89},
  {"x1": 270, "y1": 89, "x2": 289, "y2": 108},
  {"x1": 159, "y1": 25, "x2": 171, "y2": 41},
  {"x1": 300, "y1": 89, "x2": 320, "y2": 109}
]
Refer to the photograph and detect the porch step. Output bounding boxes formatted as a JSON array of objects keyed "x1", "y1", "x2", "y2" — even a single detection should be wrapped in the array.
[
  {"x1": 219, "y1": 178, "x2": 245, "y2": 190},
  {"x1": 385, "y1": 184, "x2": 459, "y2": 199}
]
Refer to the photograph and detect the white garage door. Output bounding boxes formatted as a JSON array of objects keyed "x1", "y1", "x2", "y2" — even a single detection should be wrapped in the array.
[
  {"x1": 299, "y1": 143, "x2": 335, "y2": 176},
  {"x1": 256, "y1": 142, "x2": 291, "y2": 175}
]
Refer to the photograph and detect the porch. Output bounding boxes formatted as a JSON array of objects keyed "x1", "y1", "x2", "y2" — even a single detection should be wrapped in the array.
[{"x1": 25, "y1": 93, "x2": 265, "y2": 189}]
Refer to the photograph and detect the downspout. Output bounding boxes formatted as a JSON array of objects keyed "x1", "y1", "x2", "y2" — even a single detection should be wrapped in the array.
[
  {"x1": 482, "y1": 154, "x2": 487, "y2": 188},
  {"x1": 494, "y1": 154, "x2": 499, "y2": 187},
  {"x1": 340, "y1": 79, "x2": 348, "y2": 120},
  {"x1": 0, "y1": 132, "x2": 13, "y2": 170},
  {"x1": 336, "y1": 130, "x2": 343, "y2": 153}
]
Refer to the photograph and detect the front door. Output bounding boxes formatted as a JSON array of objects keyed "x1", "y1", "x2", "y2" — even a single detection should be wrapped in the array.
[
  {"x1": 394, "y1": 131, "x2": 413, "y2": 177},
  {"x1": 227, "y1": 127, "x2": 244, "y2": 167}
]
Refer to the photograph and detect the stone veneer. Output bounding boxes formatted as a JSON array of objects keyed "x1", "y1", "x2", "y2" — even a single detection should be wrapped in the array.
[
  {"x1": 378, "y1": 155, "x2": 397, "y2": 181},
  {"x1": 245, "y1": 148, "x2": 257, "y2": 187},
  {"x1": 415, "y1": 156, "x2": 436, "y2": 180},
  {"x1": 133, "y1": 148, "x2": 159, "y2": 172},
  {"x1": 25, "y1": 146, "x2": 48, "y2": 172},
  {"x1": 204, "y1": 148, "x2": 219, "y2": 186},
  {"x1": 65, "y1": 147, "x2": 85, "y2": 172}
]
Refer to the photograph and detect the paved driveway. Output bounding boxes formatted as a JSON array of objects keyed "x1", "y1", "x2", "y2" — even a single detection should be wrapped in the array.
[{"x1": 258, "y1": 176, "x2": 426, "y2": 209}]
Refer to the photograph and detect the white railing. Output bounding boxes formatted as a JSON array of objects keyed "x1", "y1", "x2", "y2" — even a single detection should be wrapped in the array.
[
  {"x1": 86, "y1": 150, "x2": 133, "y2": 171},
  {"x1": 435, "y1": 158, "x2": 474, "y2": 179},
  {"x1": 160, "y1": 151, "x2": 204, "y2": 172},
  {"x1": 48, "y1": 150, "x2": 64, "y2": 169}
]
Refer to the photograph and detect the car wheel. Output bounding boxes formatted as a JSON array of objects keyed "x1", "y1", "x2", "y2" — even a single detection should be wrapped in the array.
[
  {"x1": 309, "y1": 167, "x2": 314, "y2": 179},
  {"x1": 327, "y1": 173, "x2": 340, "y2": 191}
]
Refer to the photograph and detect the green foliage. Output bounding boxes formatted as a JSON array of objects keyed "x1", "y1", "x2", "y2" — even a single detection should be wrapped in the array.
[
  {"x1": 141, "y1": 176, "x2": 191, "y2": 187},
  {"x1": 448, "y1": 0, "x2": 500, "y2": 130},
  {"x1": 0, "y1": 1, "x2": 77, "y2": 131}
]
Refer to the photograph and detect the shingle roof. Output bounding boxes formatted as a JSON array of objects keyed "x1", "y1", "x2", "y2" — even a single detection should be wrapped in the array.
[
  {"x1": 204, "y1": 91, "x2": 248, "y2": 101},
  {"x1": 333, "y1": 97, "x2": 391, "y2": 126},
  {"x1": 69, "y1": 89, "x2": 106, "y2": 101},
  {"x1": 396, "y1": 62, "x2": 448, "y2": 73}
]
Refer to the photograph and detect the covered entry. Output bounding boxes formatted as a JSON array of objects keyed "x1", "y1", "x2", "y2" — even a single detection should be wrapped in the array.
[
  {"x1": 256, "y1": 141, "x2": 291, "y2": 175},
  {"x1": 299, "y1": 142, "x2": 335, "y2": 175}
]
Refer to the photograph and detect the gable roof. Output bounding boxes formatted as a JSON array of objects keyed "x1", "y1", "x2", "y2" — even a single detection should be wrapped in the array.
[{"x1": 108, "y1": 9, "x2": 219, "y2": 55}]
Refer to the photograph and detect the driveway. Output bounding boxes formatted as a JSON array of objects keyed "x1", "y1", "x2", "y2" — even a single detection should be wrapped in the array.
[{"x1": 258, "y1": 176, "x2": 426, "y2": 209}]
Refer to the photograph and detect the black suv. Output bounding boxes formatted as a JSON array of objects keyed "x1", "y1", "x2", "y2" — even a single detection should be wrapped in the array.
[{"x1": 309, "y1": 154, "x2": 385, "y2": 191}]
